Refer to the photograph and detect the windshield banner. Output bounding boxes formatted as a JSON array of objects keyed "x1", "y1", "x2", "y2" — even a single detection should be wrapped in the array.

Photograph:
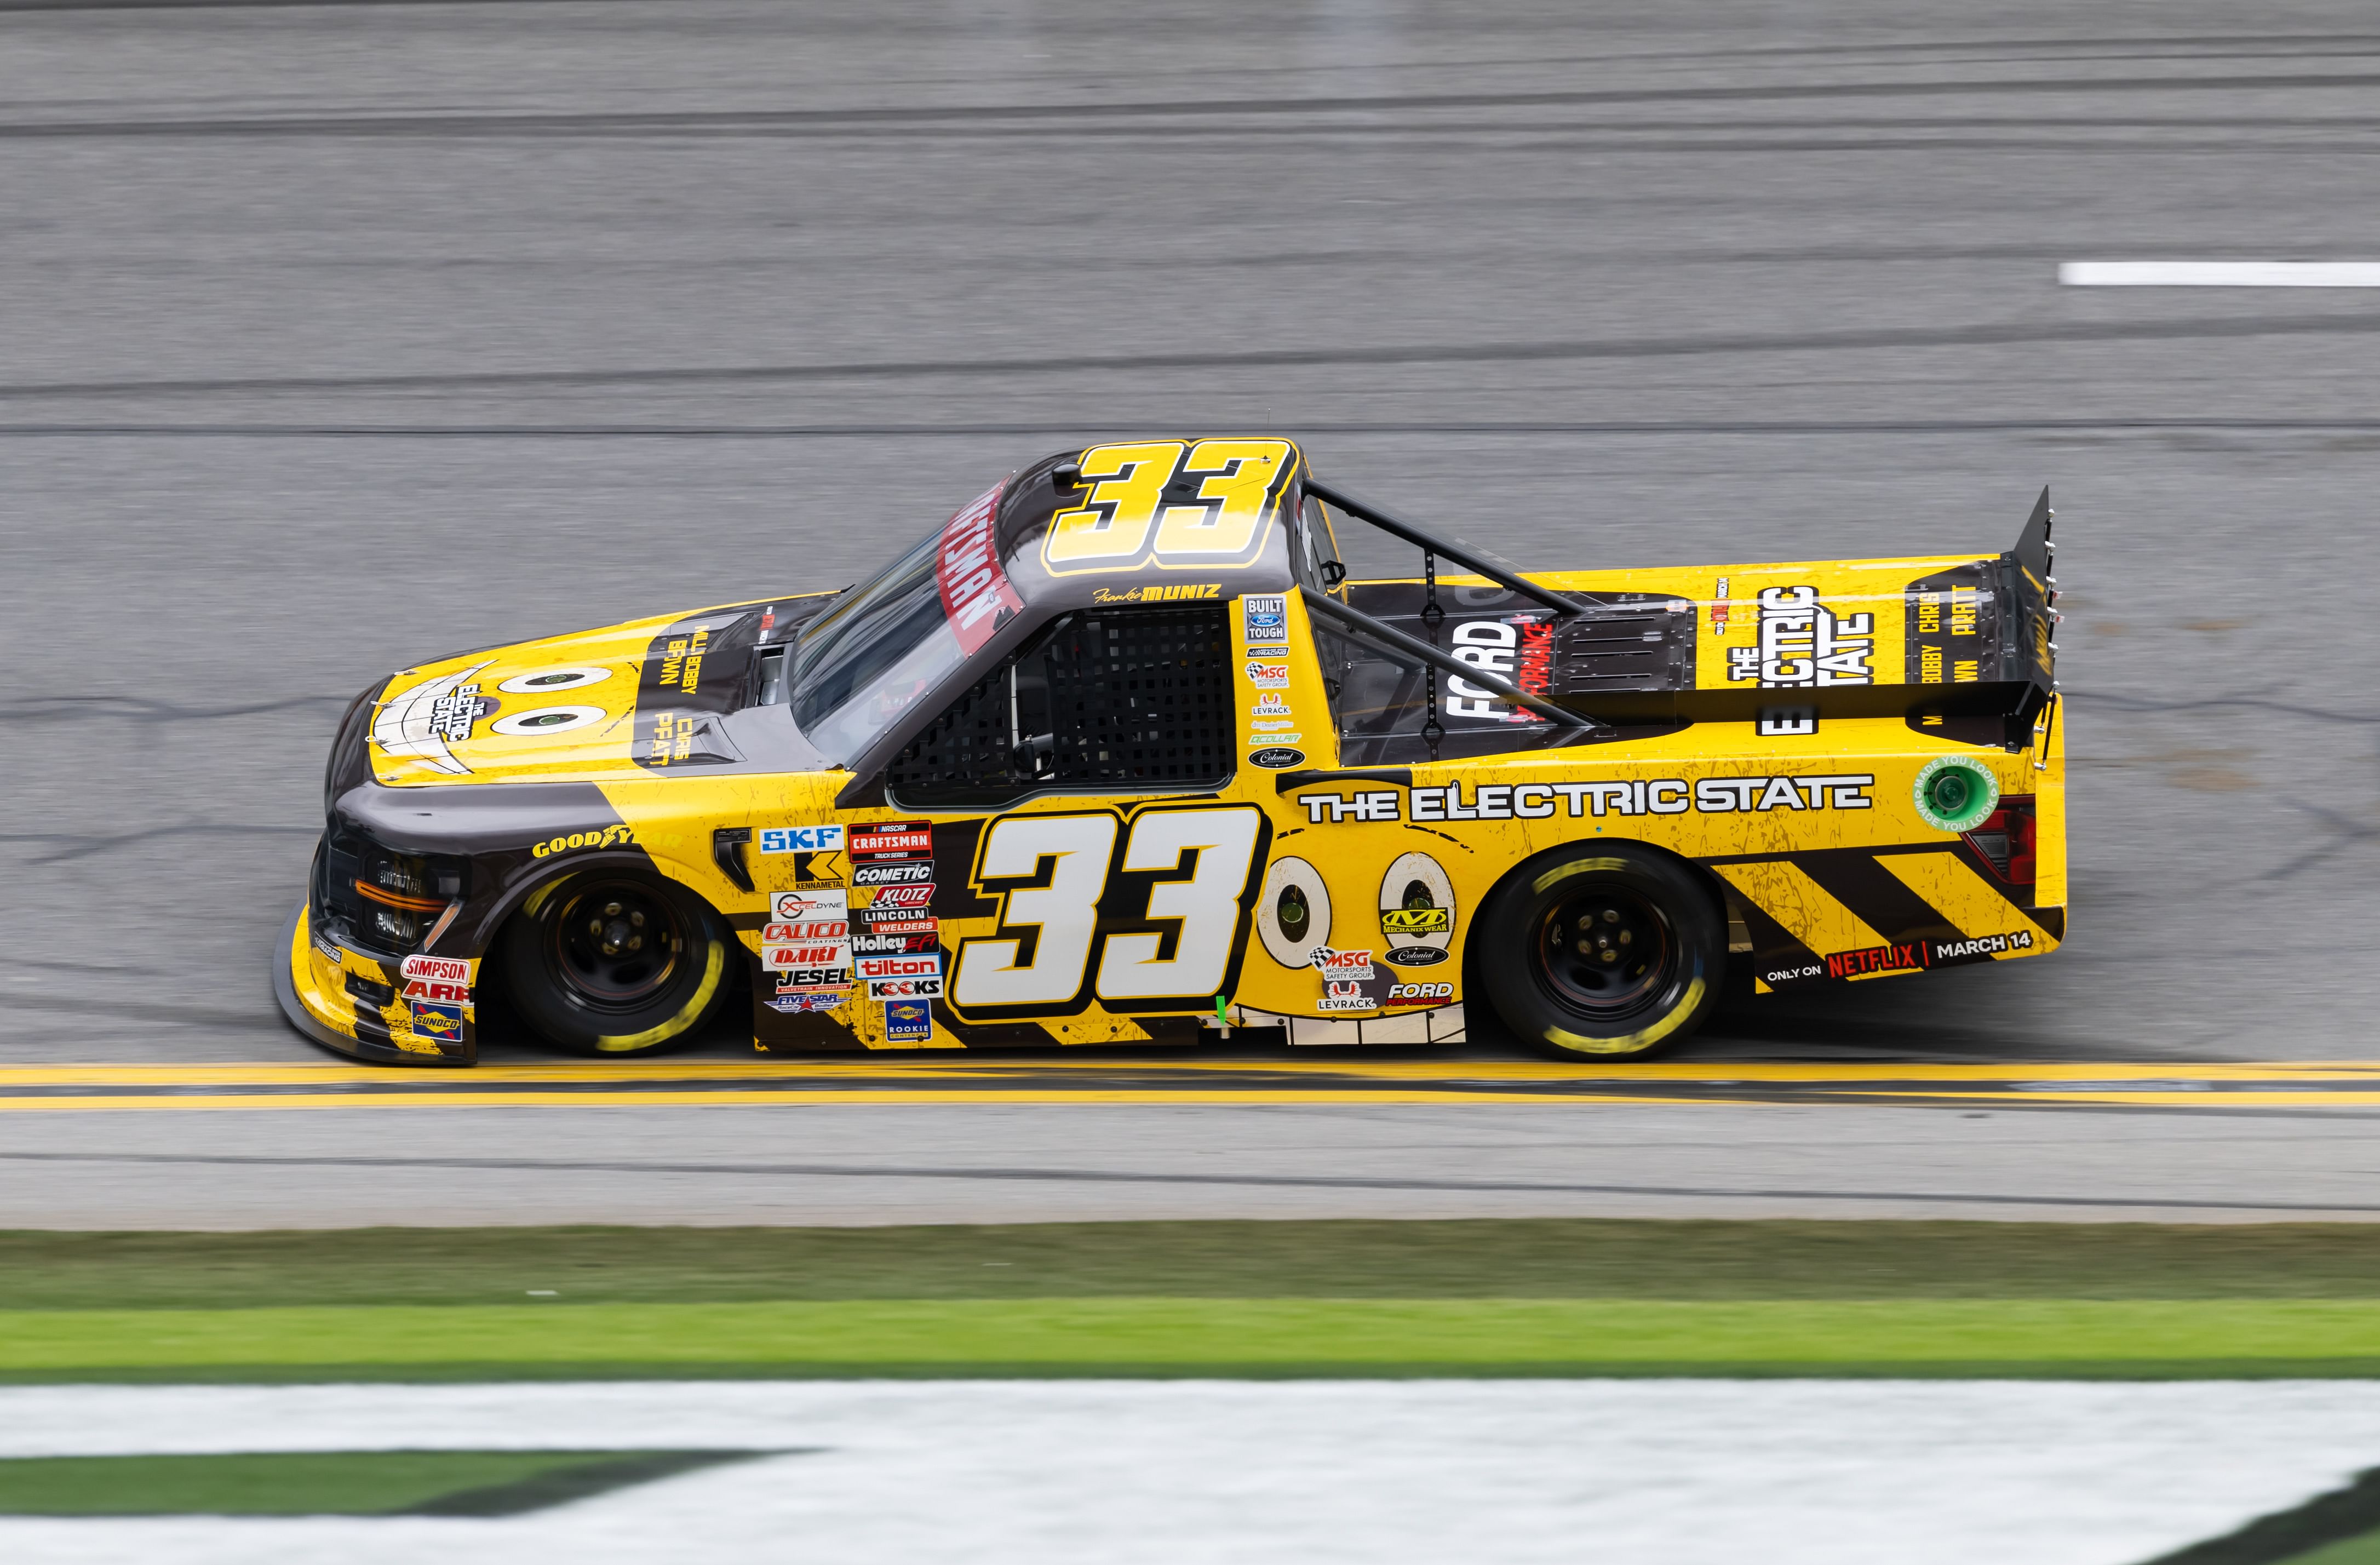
[{"x1": 936, "y1": 482, "x2": 1023, "y2": 655}]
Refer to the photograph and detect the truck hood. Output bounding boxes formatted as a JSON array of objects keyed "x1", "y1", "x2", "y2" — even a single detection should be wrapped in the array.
[{"x1": 360, "y1": 593, "x2": 830, "y2": 788}]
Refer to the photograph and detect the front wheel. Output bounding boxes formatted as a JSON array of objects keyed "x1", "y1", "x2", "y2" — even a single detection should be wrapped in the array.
[
  {"x1": 503, "y1": 872, "x2": 731, "y2": 1055},
  {"x1": 1476, "y1": 844, "x2": 1724, "y2": 1060}
]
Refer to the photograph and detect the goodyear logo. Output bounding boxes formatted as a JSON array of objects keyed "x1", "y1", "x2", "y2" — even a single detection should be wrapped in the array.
[
  {"x1": 1382, "y1": 906, "x2": 1450, "y2": 936},
  {"x1": 531, "y1": 824, "x2": 634, "y2": 858}
]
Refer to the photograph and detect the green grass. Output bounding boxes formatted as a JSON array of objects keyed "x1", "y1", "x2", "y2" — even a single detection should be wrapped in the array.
[
  {"x1": 11, "y1": 1220, "x2": 2380, "y2": 1309},
  {"x1": 0, "y1": 1449, "x2": 757, "y2": 1516},
  {"x1": 14, "y1": 1222, "x2": 2380, "y2": 1381},
  {"x1": 8, "y1": 1297, "x2": 2380, "y2": 1380}
]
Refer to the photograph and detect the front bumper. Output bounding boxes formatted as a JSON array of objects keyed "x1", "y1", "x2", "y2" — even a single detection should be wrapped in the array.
[{"x1": 274, "y1": 902, "x2": 475, "y2": 1067}]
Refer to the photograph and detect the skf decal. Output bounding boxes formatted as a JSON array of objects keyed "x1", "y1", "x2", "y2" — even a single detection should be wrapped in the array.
[
  {"x1": 1727, "y1": 585, "x2": 1873, "y2": 688},
  {"x1": 531, "y1": 824, "x2": 634, "y2": 858},
  {"x1": 937, "y1": 483, "x2": 1023, "y2": 655},
  {"x1": 759, "y1": 824, "x2": 845, "y2": 854}
]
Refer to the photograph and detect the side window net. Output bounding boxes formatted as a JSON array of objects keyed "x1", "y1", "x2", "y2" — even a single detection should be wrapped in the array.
[{"x1": 887, "y1": 605, "x2": 1234, "y2": 807}]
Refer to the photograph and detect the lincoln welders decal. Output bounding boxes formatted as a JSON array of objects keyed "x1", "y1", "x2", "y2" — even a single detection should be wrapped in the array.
[{"x1": 1727, "y1": 586, "x2": 1873, "y2": 688}]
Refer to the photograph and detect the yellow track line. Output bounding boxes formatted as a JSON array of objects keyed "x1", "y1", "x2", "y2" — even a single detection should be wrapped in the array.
[
  {"x1": 7, "y1": 1060, "x2": 2380, "y2": 1088},
  {"x1": 0, "y1": 1089, "x2": 1727, "y2": 1112}
]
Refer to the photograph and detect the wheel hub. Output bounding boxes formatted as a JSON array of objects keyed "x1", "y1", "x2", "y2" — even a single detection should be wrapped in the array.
[
  {"x1": 1536, "y1": 886, "x2": 1676, "y2": 1018},
  {"x1": 552, "y1": 882, "x2": 682, "y2": 1008}
]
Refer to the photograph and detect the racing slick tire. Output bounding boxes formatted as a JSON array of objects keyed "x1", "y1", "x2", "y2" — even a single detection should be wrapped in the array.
[
  {"x1": 1476, "y1": 843, "x2": 1724, "y2": 1060},
  {"x1": 502, "y1": 871, "x2": 731, "y2": 1056}
]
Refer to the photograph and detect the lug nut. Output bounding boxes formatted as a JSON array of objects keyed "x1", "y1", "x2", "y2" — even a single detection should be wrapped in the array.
[
  {"x1": 630, "y1": 912, "x2": 645, "y2": 928},
  {"x1": 604, "y1": 902, "x2": 622, "y2": 917},
  {"x1": 1602, "y1": 908, "x2": 1619, "y2": 924}
]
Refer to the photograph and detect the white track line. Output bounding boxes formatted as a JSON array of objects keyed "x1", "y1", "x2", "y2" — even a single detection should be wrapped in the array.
[
  {"x1": 2, "y1": 1380, "x2": 2378, "y2": 1565},
  {"x1": 2061, "y1": 261, "x2": 2380, "y2": 286}
]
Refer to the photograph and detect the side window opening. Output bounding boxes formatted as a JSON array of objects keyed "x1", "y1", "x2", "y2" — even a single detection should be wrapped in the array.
[{"x1": 887, "y1": 604, "x2": 1235, "y2": 808}]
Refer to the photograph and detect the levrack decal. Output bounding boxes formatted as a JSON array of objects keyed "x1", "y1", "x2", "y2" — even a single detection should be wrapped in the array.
[{"x1": 936, "y1": 483, "x2": 1022, "y2": 655}]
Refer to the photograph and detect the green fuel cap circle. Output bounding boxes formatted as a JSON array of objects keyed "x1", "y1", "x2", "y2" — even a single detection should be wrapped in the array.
[{"x1": 1913, "y1": 756, "x2": 1999, "y2": 833}]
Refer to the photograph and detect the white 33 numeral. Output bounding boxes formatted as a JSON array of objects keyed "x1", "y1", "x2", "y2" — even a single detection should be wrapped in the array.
[{"x1": 953, "y1": 806, "x2": 1264, "y2": 1012}]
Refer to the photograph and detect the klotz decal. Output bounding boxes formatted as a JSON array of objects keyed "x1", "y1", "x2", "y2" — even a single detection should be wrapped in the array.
[
  {"x1": 1725, "y1": 584, "x2": 1874, "y2": 688},
  {"x1": 882, "y1": 999, "x2": 933, "y2": 1041},
  {"x1": 871, "y1": 883, "x2": 936, "y2": 909},
  {"x1": 409, "y1": 1000, "x2": 464, "y2": 1041},
  {"x1": 759, "y1": 824, "x2": 845, "y2": 855}
]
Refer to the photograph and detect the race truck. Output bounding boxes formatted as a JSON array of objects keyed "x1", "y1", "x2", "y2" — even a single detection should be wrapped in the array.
[{"x1": 278, "y1": 438, "x2": 2065, "y2": 1064}]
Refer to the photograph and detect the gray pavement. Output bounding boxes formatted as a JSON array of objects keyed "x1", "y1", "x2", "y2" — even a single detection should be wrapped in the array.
[
  {"x1": 3, "y1": 2, "x2": 2379, "y2": 1223},
  {"x1": 3, "y1": 1101, "x2": 2379, "y2": 1229}
]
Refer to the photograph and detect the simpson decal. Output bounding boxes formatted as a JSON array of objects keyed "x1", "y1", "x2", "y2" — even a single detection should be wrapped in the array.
[
  {"x1": 1726, "y1": 585, "x2": 1873, "y2": 688},
  {"x1": 399, "y1": 954, "x2": 473, "y2": 985}
]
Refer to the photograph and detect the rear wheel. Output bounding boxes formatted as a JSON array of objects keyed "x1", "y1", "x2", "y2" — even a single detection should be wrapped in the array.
[
  {"x1": 503, "y1": 873, "x2": 730, "y2": 1055},
  {"x1": 1476, "y1": 844, "x2": 1724, "y2": 1059}
]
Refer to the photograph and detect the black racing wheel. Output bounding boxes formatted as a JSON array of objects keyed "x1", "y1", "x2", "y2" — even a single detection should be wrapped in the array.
[
  {"x1": 502, "y1": 872, "x2": 731, "y2": 1055},
  {"x1": 1475, "y1": 844, "x2": 1725, "y2": 1060}
]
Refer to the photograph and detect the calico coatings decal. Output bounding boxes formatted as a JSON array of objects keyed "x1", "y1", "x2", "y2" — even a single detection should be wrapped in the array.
[{"x1": 288, "y1": 443, "x2": 2063, "y2": 1063}]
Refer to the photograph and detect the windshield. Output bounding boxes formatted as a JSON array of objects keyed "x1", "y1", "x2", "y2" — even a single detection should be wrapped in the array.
[{"x1": 790, "y1": 530, "x2": 967, "y2": 765}]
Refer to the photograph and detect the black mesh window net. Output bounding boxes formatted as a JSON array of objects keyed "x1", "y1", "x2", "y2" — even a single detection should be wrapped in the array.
[{"x1": 888, "y1": 605, "x2": 1234, "y2": 806}]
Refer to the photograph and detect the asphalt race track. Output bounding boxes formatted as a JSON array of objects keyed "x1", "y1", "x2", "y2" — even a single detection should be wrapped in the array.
[{"x1": 4, "y1": 1, "x2": 2379, "y2": 1225}]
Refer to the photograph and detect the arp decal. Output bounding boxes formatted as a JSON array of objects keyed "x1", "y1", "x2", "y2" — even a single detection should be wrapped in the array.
[
  {"x1": 1726, "y1": 585, "x2": 1874, "y2": 689},
  {"x1": 531, "y1": 824, "x2": 634, "y2": 859},
  {"x1": 1378, "y1": 852, "x2": 1455, "y2": 967},
  {"x1": 1043, "y1": 440, "x2": 1297, "y2": 577},
  {"x1": 950, "y1": 804, "x2": 1268, "y2": 1019}
]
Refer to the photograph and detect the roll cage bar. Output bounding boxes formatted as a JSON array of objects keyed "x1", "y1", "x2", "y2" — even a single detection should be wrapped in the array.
[{"x1": 1299, "y1": 475, "x2": 1605, "y2": 735}]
